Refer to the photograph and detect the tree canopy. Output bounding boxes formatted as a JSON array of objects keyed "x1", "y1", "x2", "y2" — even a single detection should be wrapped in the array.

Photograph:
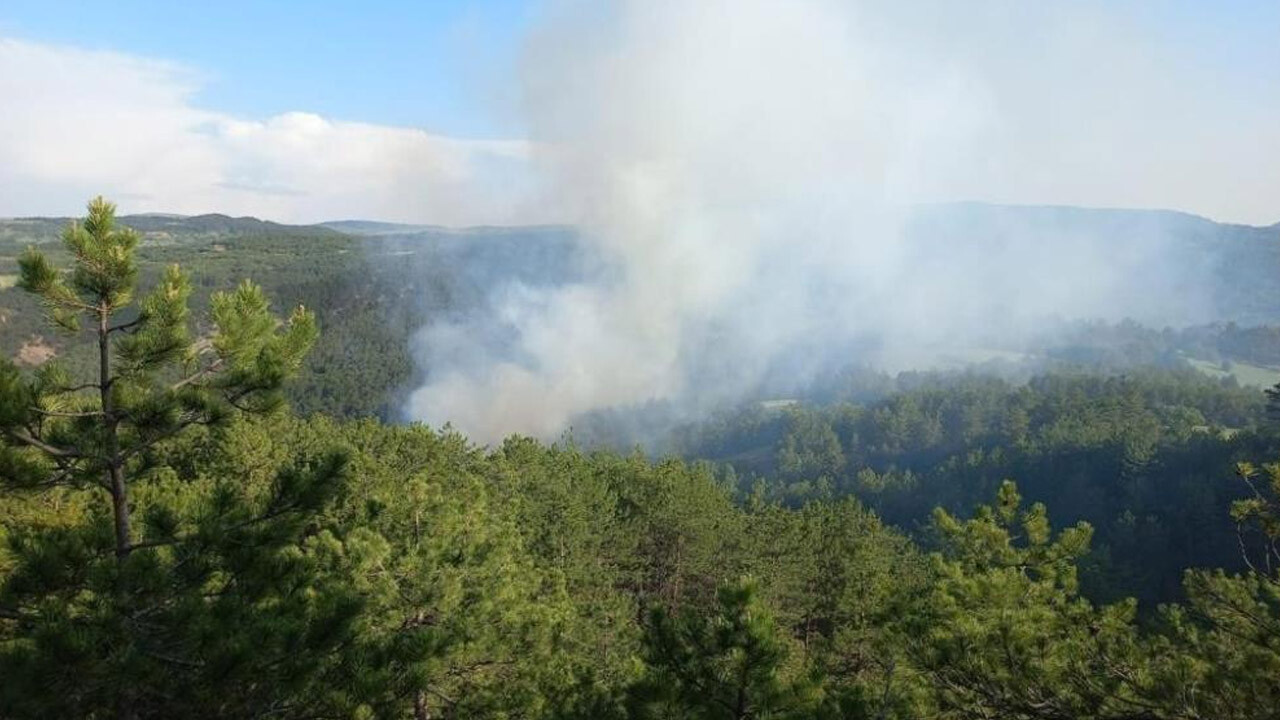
[{"x1": 1, "y1": 199, "x2": 1278, "y2": 718}]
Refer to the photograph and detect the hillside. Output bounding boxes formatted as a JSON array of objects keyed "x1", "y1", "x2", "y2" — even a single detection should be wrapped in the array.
[
  {"x1": 3, "y1": 200, "x2": 1280, "y2": 719},
  {"x1": 2, "y1": 203, "x2": 1278, "y2": 422},
  {"x1": 0, "y1": 213, "x2": 346, "y2": 245},
  {"x1": 0, "y1": 213, "x2": 580, "y2": 419},
  {"x1": 907, "y1": 203, "x2": 1280, "y2": 326}
]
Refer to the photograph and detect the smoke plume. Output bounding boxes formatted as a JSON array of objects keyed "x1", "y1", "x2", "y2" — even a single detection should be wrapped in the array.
[{"x1": 405, "y1": 0, "x2": 1272, "y2": 443}]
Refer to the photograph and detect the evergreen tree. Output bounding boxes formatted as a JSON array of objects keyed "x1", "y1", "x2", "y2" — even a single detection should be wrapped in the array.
[
  {"x1": 0, "y1": 198, "x2": 355, "y2": 719},
  {"x1": 907, "y1": 481, "x2": 1161, "y2": 719},
  {"x1": 2, "y1": 196, "x2": 317, "y2": 559},
  {"x1": 747, "y1": 498, "x2": 926, "y2": 718},
  {"x1": 627, "y1": 577, "x2": 825, "y2": 720},
  {"x1": 1152, "y1": 462, "x2": 1280, "y2": 719}
]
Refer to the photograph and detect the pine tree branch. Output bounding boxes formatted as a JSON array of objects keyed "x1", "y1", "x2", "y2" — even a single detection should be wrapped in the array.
[
  {"x1": 422, "y1": 686, "x2": 457, "y2": 708},
  {"x1": 4, "y1": 429, "x2": 83, "y2": 458},
  {"x1": 107, "y1": 316, "x2": 146, "y2": 334},
  {"x1": 142, "y1": 649, "x2": 205, "y2": 669},
  {"x1": 124, "y1": 536, "x2": 185, "y2": 553},
  {"x1": 117, "y1": 415, "x2": 219, "y2": 467},
  {"x1": 127, "y1": 490, "x2": 316, "y2": 554},
  {"x1": 172, "y1": 358, "x2": 224, "y2": 390},
  {"x1": 20, "y1": 465, "x2": 87, "y2": 491},
  {"x1": 48, "y1": 382, "x2": 104, "y2": 394},
  {"x1": 44, "y1": 295, "x2": 97, "y2": 313},
  {"x1": 30, "y1": 407, "x2": 106, "y2": 418}
]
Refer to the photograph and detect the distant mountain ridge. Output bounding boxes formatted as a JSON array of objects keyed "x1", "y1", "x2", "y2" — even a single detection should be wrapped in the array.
[
  {"x1": 320, "y1": 220, "x2": 443, "y2": 235},
  {"x1": 914, "y1": 202, "x2": 1279, "y2": 237},
  {"x1": 0, "y1": 212, "x2": 575, "y2": 244},
  {"x1": 321, "y1": 220, "x2": 578, "y2": 240},
  {"x1": 0, "y1": 213, "x2": 344, "y2": 243},
  {"x1": 5, "y1": 202, "x2": 1275, "y2": 238},
  {"x1": 905, "y1": 202, "x2": 1280, "y2": 326},
  {"x1": 3, "y1": 203, "x2": 1278, "y2": 325}
]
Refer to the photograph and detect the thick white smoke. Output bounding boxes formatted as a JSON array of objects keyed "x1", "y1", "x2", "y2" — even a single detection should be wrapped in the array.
[{"x1": 404, "y1": 0, "x2": 1248, "y2": 443}]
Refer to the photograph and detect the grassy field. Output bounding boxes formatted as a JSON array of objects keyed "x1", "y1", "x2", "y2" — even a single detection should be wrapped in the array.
[
  {"x1": 933, "y1": 347, "x2": 1032, "y2": 368},
  {"x1": 1187, "y1": 357, "x2": 1280, "y2": 388}
]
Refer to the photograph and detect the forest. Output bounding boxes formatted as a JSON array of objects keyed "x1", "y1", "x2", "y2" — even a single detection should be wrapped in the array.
[{"x1": 2, "y1": 200, "x2": 1280, "y2": 719}]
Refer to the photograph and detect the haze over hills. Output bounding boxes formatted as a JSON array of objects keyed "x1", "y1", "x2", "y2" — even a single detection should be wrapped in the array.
[
  {"x1": 6, "y1": 199, "x2": 1279, "y2": 432},
  {"x1": 6, "y1": 201, "x2": 1276, "y2": 240},
  {"x1": 6, "y1": 203, "x2": 1278, "y2": 328},
  {"x1": 0, "y1": 212, "x2": 345, "y2": 242},
  {"x1": 6, "y1": 203, "x2": 1279, "y2": 370},
  {"x1": 905, "y1": 203, "x2": 1280, "y2": 326}
]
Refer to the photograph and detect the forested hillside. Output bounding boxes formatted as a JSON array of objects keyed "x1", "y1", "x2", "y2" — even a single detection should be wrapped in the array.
[
  {"x1": 4, "y1": 204, "x2": 1279, "y2": 419},
  {"x1": 2, "y1": 200, "x2": 1280, "y2": 718},
  {"x1": 666, "y1": 369, "x2": 1271, "y2": 605},
  {"x1": 0, "y1": 212, "x2": 579, "y2": 418},
  {"x1": 906, "y1": 204, "x2": 1280, "y2": 326}
]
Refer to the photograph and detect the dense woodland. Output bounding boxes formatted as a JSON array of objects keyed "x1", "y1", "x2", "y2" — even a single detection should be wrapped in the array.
[
  {"x1": 663, "y1": 369, "x2": 1271, "y2": 606},
  {"x1": 2, "y1": 201, "x2": 1280, "y2": 718}
]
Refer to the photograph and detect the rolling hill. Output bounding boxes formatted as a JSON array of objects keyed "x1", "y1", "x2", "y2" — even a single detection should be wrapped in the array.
[{"x1": 2, "y1": 203, "x2": 1278, "y2": 421}]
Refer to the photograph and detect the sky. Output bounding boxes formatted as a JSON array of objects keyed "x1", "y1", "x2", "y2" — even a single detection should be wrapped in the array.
[
  {"x1": 0, "y1": 0, "x2": 534, "y2": 136},
  {"x1": 0, "y1": 0, "x2": 1278, "y2": 225}
]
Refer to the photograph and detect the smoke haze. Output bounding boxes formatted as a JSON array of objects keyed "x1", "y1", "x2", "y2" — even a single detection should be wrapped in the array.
[{"x1": 404, "y1": 0, "x2": 1279, "y2": 443}]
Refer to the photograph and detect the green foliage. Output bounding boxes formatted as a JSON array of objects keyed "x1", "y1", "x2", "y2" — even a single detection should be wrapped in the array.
[
  {"x1": 678, "y1": 370, "x2": 1268, "y2": 605},
  {"x1": 6, "y1": 200, "x2": 1280, "y2": 717},
  {"x1": 745, "y1": 497, "x2": 926, "y2": 717},
  {"x1": 1151, "y1": 461, "x2": 1280, "y2": 718},
  {"x1": 908, "y1": 482, "x2": 1162, "y2": 719},
  {"x1": 628, "y1": 578, "x2": 825, "y2": 720},
  {"x1": 0, "y1": 380, "x2": 1278, "y2": 717},
  {"x1": 0, "y1": 452, "x2": 361, "y2": 718},
  {"x1": 1, "y1": 197, "x2": 317, "y2": 507},
  {"x1": 0, "y1": 198, "x2": 334, "y2": 718}
]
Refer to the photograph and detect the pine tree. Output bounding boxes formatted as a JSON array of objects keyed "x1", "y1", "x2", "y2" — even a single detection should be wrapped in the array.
[
  {"x1": 0, "y1": 197, "x2": 356, "y2": 719},
  {"x1": 2, "y1": 197, "x2": 316, "y2": 559},
  {"x1": 627, "y1": 577, "x2": 825, "y2": 720},
  {"x1": 907, "y1": 481, "x2": 1161, "y2": 719},
  {"x1": 1153, "y1": 462, "x2": 1280, "y2": 718}
]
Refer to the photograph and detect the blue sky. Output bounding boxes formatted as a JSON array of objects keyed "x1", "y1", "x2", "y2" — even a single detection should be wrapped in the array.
[
  {"x1": 0, "y1": 1, "x2": 1277, "y2": 224},
  {"x1": 4, "y1": 0, "x2": 1278, "y2": 139},
  {"x1": 0, "y1": 0, "x2": 539, "y2": 137}
]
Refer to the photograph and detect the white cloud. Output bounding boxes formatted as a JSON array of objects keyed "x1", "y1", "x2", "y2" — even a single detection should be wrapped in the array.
[
  {"x1": 0, "y1": 37, "x2": 540, "y2": 224},
  {"x1": 2, "y1": 10, "x2": 1278, "y2": 227}
]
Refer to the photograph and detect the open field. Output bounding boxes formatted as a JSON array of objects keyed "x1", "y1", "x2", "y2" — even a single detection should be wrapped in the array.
[{"x1": 1187, "y1": 356, "x2": 1280, "y2": 388}]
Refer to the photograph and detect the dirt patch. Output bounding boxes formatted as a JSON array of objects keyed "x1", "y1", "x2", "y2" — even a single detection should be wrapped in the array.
[{"x1": 16, "y1": 336, "x2": 56, "y2": 366}]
